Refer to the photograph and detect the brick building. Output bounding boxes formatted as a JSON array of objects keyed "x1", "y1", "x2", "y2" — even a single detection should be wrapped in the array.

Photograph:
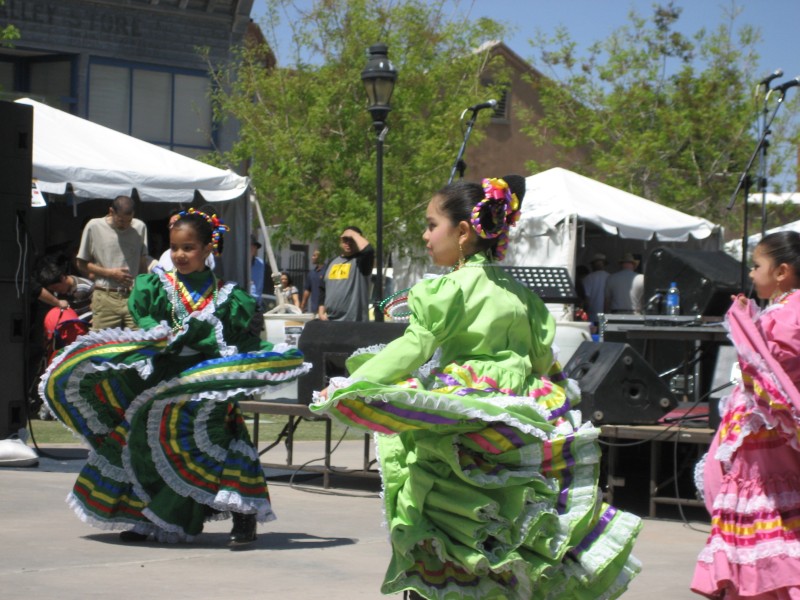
[{"x1": 464, "y1": 41, "x2": 587, "y2": 180}]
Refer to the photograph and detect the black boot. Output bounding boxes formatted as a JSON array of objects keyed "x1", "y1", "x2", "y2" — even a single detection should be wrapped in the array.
[
  {"x1": 119, "y1": 530, "x2": 149, "y2": 542},
  {"x1": 229, "y1": 512, "x2": 257, "y2": 546}
]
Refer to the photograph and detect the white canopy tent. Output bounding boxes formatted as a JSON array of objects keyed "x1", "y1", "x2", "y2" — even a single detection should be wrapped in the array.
[
  {"x1": 724, "y1": 219, "x2": 800, "y2": 259},
  {"x1": 392, "y1": 167, "x2": 723, "y2": 294},
  {"x1": 504, "y1": 167, "x2": 723, "y2": 277},
  {"x1": 16, "y1": 97, "x2": 253, "y2": 285},
  {"x1": 724, "y1": 192, "x2": 800, "y2": 259}
]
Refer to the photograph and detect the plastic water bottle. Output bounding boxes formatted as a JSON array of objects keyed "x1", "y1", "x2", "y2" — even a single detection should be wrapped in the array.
[{"x1": 666, "y1": 282, "x2": 681, "y2": 315}]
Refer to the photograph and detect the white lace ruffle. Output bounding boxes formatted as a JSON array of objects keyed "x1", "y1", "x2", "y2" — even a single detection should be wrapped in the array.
[
  {"x1": 350, "y1": 344, "x2": 389, "y2": 358},
  {"x1": 712, "y1": 488, "x2": 800, "y2": 513},
  {"x1": 37, "y1": 323, "x2": 172, "y2": 439},
  {"x1": 694, "y1": 452, "x2": 708, "y2": 503},
  {"x1": 212, "y1": 490, "x2": 276, "y2": 523},
  {"x1": 698, "y1": 534, "x2": 800, "y2": 564},
  {"x1": 575, "y1": 509, "x2": 643, "y2": 577},
  {"x1": 117, "y1": 359, "x2": 312, "y2": 520},
  {"x1": 170, "y1": 303, "x2": 238, "y2": 357},
  {"x1": 66, "y1": 492, "x2": 141, "y2": 532},
  {"x1": 414, "y1": 348, "x2": 443, "y2": 381},
  {"x1": 325, "y1": 382, "x2": 588, "y2": 449}
]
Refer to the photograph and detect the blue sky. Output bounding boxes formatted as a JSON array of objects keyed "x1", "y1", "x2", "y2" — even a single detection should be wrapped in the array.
[{"x1": 249, "y1": 0, "x2": 800, "y2": 85}]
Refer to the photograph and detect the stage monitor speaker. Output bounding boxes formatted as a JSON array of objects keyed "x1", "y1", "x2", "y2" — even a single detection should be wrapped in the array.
[
  {"x1": 0, "y1": 101, "x2": 34, "y2": 281},
  {"x1": 644, "y1": 247, "x2": 741, "y2": 316},
  {"x1": 297, "y1": 320, "x2": 408, "y2": 405},
  {"x1": 0, "y1": 281, "x2": 28, "y2": 438},
  {"x1": 563, "y1": 341, "x2": 677, "y2": 425}
]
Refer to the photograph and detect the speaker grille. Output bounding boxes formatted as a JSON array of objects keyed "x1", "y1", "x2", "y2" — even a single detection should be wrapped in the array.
[{"x1": 564, "y1": 341, "x2": 677, "y2": 424}]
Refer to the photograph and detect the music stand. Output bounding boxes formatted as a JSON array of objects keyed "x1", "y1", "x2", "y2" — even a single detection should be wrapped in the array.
[{"x1": 501, "y1": 266, "x2": 579, "y2": 303}]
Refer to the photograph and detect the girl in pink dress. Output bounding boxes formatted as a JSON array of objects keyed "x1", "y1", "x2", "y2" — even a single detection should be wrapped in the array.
[{"x1": 693, "y1": 231, "x2": 800, "y2": 599}]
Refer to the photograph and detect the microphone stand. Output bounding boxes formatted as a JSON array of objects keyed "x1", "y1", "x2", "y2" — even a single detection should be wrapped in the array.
[
  {"x1": 726, "y1": 90, "x2": 786, "y2": 289},
  {"x1": 448, "y1": 108, "x2": 480, "y2": 184}
]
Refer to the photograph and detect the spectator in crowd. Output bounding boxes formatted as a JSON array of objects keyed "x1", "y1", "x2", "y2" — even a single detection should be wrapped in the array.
[
  {"x1": 581, "y1": 253, "x2": 610, "y2": 324},
  {"x1": 76, "y1": 195, "x2": 149, "y2": 330},
  {"x1": 318, "y1": 226, "x2": 374, "y2": 321},
  {"x1": 279, "y1": 272, "x2": 301, "y2": 308},
  {"x1": 631, "y1": 271, "x2": 645, "y2": 314},
  {"x1": 249, "y1": 233, "x2": 265, "y2": 311},
  {"x1": 35, "y1": 255, "x2": 94, "y2": 317},
  {"x1": 300, "y1": 249, "x2": 325, "y2": 314},
  {"x1": 605, "y1": 252, "x2": 641, "y2": 314}
]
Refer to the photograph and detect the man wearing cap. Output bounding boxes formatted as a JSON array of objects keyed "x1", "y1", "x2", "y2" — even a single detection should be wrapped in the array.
[
  {"x1": 605, "y1": 252, "x2": 642, "y2": 314},
  {"x1": 249, "y1": 233, "x2": 265, "y2": 311},
  {"x1": 581, "y1": 253, "x2": 610, "y2": 325}
]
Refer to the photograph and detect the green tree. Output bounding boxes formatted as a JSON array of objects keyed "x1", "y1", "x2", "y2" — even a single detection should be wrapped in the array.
[
  {"x1": 520, "y1": 2, "x2": 799, "y2": 234},
  {"x1": 207, "y1": 0, "x2": 507, "y2": 258},
  {"x1": 1, "y1": 0, "x2": 20, "y2": 46}
]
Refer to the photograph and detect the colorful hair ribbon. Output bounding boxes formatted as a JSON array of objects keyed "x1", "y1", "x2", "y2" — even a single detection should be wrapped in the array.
[
  {"x1": 470, "y1": 178, "x2": 521, "y2": 261},
  {"x1": 175, "y1": 208, "x2": 230, "y2": 256}
]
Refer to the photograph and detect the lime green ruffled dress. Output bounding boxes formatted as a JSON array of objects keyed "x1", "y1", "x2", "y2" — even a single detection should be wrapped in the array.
[
  {"x1": 312, "y1": 254, "x2": 641, "y2": 599},
  {"x1": 40, "y1": 269, "x2": 310, "y2": 542}
]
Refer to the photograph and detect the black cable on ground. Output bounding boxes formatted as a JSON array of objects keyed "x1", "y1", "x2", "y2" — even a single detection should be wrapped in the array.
[
  {"x1": 22, "y1": 355, "x2": 86, "y2": 461},
  {"x1": 281, "y1": 425, "x2": 380, "y2": 498},
  {"x1": 598, "y1": 380, "x2": 734, "y2": 533},
  {"x1": 672, "y1": 420, "x2": 711, "y2": 534},
  {"x1": 258, "y1": 415, "x2": 305, "y2": 456}
]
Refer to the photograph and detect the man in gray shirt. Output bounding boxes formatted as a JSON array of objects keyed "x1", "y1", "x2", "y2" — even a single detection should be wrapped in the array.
[
  {"x1": 76, "y1": 195, "x2": 149, "y2": 330},
  {"x1": 318, "y1": 226, "x2": 374, "y2": 321},
  {"x1": 605, "y1": 252, "x2": 641, "y2": 314}
]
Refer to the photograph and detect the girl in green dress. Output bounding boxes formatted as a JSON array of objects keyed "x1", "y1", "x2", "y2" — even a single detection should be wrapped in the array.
[
  {"x1": 40, "y1": 208, "x2": 309, "y2": 545},
  {"x1": 313, "y1": 177, "x2": 642, "y2": 599}
]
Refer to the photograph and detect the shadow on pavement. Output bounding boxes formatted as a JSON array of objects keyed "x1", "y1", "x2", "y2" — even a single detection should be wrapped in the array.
[{"x1": 85, "y1": 530, "x2": 357, "y2": 551}]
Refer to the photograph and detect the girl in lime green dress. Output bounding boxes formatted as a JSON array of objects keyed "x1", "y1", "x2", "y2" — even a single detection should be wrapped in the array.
[
  {"x1": 40, "y1": 209, "x2": 309, "y2": 545},
  {"x1": 313, "y1": 177, "x2": 642, "y2": 599}
]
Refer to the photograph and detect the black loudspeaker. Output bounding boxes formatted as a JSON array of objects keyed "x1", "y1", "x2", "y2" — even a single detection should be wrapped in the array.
[
  {"x1": 644, "y1": 247, "x2": 742, "y2": 316},
  {"x1": 564, "y1": 341, "x2": 677, "y2": 425},
  {"x1": 0, "y1": 282, "x2": 28, "y2": 438},
  {"x1": 0, "y1": 102, "x2": 33, "y2": 438},
  {"x1": 0, "y1": 101, "x2": 34, "y2": 280},
  {"x1": 297, "y1": 320, "x2": 408, "y2": 405}
]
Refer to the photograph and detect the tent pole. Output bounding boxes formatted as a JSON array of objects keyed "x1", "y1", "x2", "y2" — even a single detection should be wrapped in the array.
[{"x1": 249, "y1": 192, "x2": 297, "y2": 314}]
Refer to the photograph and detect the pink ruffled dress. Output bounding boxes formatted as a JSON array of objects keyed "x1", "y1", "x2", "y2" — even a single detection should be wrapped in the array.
[{"x1": 692, "y1": 291, "x2": 800, "y2": 599}]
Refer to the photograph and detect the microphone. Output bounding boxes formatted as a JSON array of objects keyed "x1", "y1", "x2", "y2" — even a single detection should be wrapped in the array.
[
  {"x1": 775, "y1": 76, "x2": 800, "y2": 94},
  {"x1": 467, "y1": 99, "x2": 498, "y2": 112},
  {"x1": 758, "y1": 69, "x2": 783, "y2": 86}
]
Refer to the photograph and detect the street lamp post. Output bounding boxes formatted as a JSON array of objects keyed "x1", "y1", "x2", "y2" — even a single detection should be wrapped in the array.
[{"x1": 361, "y1": 43, "x2": 397, "y2": 323}]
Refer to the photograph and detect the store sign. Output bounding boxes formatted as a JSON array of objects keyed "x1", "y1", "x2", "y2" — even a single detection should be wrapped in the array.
[{"x1": 0, "y1": 0, "x2": 142, "y2": 37}]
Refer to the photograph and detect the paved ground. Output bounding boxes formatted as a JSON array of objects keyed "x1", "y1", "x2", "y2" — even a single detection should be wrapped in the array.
[{"x1": 0, "y1": 438, "x2": 711, "y2": 599}]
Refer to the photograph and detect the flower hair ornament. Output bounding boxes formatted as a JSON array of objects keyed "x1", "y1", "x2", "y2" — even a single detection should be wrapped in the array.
[
  {"x1": 175, "y1": 208, "x2": 230, "y2": 256},
  {"x1": 470, "y1": 178, "x2": 521, "y2": 261}
]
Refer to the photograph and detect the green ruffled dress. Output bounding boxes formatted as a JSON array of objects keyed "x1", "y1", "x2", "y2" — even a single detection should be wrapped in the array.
[
  {"x1": 40, "y1": 269, "x2": 309, "y2": 542},
  {"x1": 312, "y1": 254, "x2": 641, "y2": 599}
]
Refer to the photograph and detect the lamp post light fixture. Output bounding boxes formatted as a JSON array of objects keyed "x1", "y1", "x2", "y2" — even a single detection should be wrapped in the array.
[{"x1": 361, "y1": 43, "x2": 397, "y2": 323}]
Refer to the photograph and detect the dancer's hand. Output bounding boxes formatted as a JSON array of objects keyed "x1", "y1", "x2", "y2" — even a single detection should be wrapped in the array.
[{"x1": 731, "y1": 293, "x2": 749, "y2": 308}]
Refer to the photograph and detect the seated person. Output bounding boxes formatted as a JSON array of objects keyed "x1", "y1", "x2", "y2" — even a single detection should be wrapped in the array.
[{"x1": 35, "y1": 255, "x2": 94, "y2": 317}]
